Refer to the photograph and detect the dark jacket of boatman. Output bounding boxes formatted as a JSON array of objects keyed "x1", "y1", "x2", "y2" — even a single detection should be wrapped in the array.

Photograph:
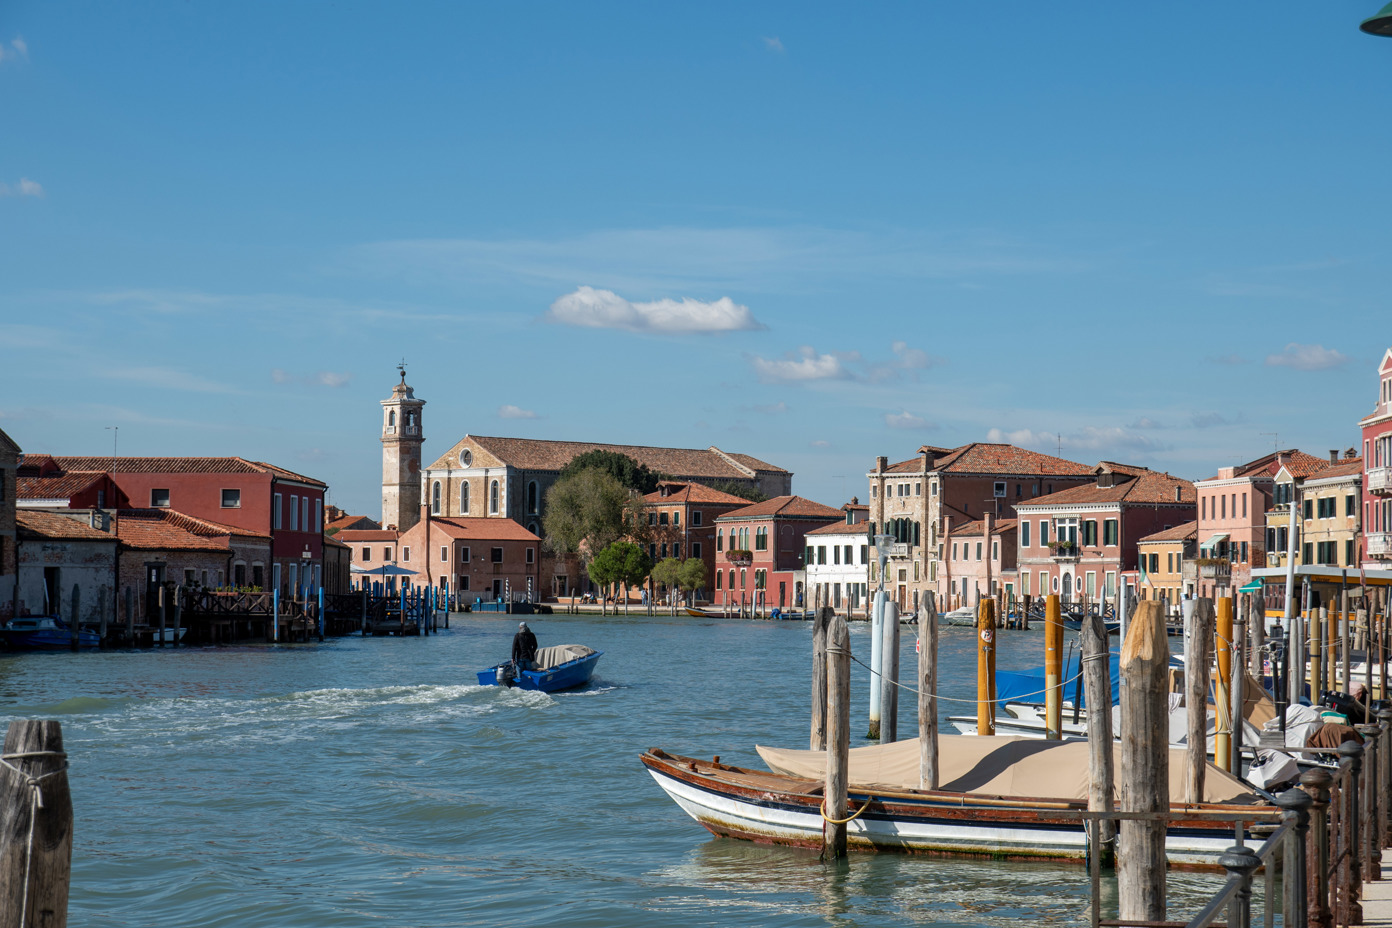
[{"x1": 512, "y1": 623, "x2": 538, "y2": 665}]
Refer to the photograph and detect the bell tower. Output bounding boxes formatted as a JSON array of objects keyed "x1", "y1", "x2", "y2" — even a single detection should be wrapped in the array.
[{"x1": 381, "y1": 363, "x2": 426, "y2": 532}]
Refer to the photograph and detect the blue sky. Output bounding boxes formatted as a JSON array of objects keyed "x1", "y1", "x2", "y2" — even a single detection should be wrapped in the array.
[{"x1": 3, "y1": 3, "x2": 1392, "y2": 514}]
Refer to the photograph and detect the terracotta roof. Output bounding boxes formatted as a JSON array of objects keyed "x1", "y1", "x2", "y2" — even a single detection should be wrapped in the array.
[
  {"x1": 42, "y1": 456, "x2": 326, "y2": 487},
  {"x1": 1138, "y1": 521, "x2": 1199, "y2": 544},
  {"x1": 934, "y1": 443, "x2": 1093, "y2": 477},
  {"x1": 338, "y1": 529, "x2": 401, "y2": 543},
  {"x1": 323, "y1": 532, "x2": 351, "y2": 550},
  {"x1": 643, "y1": 482, "x2": 754, "y2": 507},
  {"x1": 430, "y1": 436, "x2": 788, "y2": 479},
  {"x1": 16, "y1": 471, "x2": 105, "y2": 500},
  {"x1": 1202, "y1": 449, "x2": 1324, "y2": 483},
  {"x1": 1016, "y1": 468, "x2": 1196, "y2": 508},
  {"x1": 115, "y1": 509, "x2": 270, "y2": 551},
  {"x1": 327, "y1": 513, "x2": 381, "y2": 532},
  {"x1": 16, "y1": 511, "x2": 117, "y2": 542},
  {"x1": 426, "y1": 517, "x2": 542, "y2": 542},
  {"x1": 949, "y1": 518, "x2": 1017, "y2": 538},
  {"x1": 717, "y1": 495, "x2": 842, "y2": 522},
  {"x1": 1307, "y1": 458, "x2": 1364, "y2": 480},
  {"x1": 805, "y1": 520, "x2": 869, "y2": 536}
]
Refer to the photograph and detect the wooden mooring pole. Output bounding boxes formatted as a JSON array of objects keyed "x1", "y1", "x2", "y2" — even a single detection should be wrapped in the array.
[
  {"x1": 824, "y1": 612, "x2": 850, "y2": 860},
  {"x1": 976, "y1": 598, "x2": 996, "y2": 736},
  {"x1": 919, "y1": 591, "x2": 938, "y2": 789},
  {"x1": 1044, "y1": 593, "x2": 1063, "y2": 740},
  {"x1": 1186, "y1": 598, "x2": 1213, "y2": 805},
  {"x1": 1119, "y1": 600, "x2": 1167, "y2": 923},
  {"x1": 123, "y1": 586, "x2": 134, "y2": 644},
  {"x1": 171, "y1": 587, "x2": 182, "y2": 648},
  {"x1": 1081, "y1": 610, "x2": 1114, "y2": 862},
  {"x1": 0, "y1": 719, "x2": 72, "y2": 928},
  {"x1": 811, "y1": 606, "x2": 831, "y2": 751},
  {"x1": 157, "y1": 586, "x2": 167, "y2": 648},
  {"x1": 67, "y1": 586, "x2": 79, "y2": 653},
  {"x1": 1216, "y1": 596, "x2": 1234, "y2": 773},
  {"x1": 879, "y1": 602, "x2": 900, "y2": 743}
]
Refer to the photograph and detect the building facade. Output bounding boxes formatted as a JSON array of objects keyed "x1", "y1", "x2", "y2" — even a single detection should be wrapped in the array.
[
  {"x1": 381, "y1": 366, "x2": 426, "y2": 533},
  {"x1": 940, "y1": 517, "x2": 1017, "y2": 610},
  {"x1": 803, "y1": 505, "x2": 872, "y2": 615},
  {"x1": 0, "y1": 428, "x2": 18, "y2": 619},
  {"x1": 1014, "y1": 464, "x2": 1195, "y2": 605},
  {"x1": 1136, "y1": 521, "x2": 1197, "y2": 616},
  {"x1": 113, "y1": 509, "x2": 274, "y2": 616},
  {"x1": 866, "y1": 443, "x2": 1094, "y2": 612},
  {"x1": 396, "y1": 513, "x2": 543, "y2": 602},
  {"x1": 714, "y1": 496, "x2": 841, "y2": 612},
  {"x1": 641, "y1": 481, "x2": 752, "y2": 596},
  {"x1": 1361, "y1": 348, "x2": 1392, "y2": 567},
  {"x1": 14, "y1": 510, "x2": 119, "y2": 622}
]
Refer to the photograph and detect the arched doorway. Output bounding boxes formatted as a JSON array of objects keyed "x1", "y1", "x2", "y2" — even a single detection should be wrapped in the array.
[{"x1": 1062, "y1": 572, "x2": 1073, "y2": 600}]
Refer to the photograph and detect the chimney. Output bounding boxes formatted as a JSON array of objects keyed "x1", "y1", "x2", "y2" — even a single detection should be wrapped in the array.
[
  {"x1": 1330, "y1": 450, "x2": 1339, "y2": 464},
  {"x1": 850, "y1": 496, "x2": 859, "y2": 505},
  {"x1": 875, "y1": 456, "x2": 887, "y2": 474},
  {"x1": 1175, "y1": 486, "x2": 1182, "y2": 502}
]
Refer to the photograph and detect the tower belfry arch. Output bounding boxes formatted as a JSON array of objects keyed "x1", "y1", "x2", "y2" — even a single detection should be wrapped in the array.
[{"x1": 381, "y1": 365, "x2": 426, "y2": 531}]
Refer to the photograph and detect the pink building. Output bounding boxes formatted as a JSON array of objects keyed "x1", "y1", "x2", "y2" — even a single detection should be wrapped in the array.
[
  {"x1": 940, "y1": 517, "x2": 1016, "y2": 610},
  {"x1": 1194, "y1": 450, "x2": 1324, "y2": 597},
  {"x1": 714, "y1": 495, "x2": 841, "y2": 611},
  {"x1": 1361, "y1": 348, "x2": 1392, "y2": 567},
  {"x1": 1015, "y1": 463, "x2": 1195, "y2": 604}
]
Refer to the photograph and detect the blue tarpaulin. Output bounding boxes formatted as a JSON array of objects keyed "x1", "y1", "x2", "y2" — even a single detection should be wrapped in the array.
[{"x1": 993, "y1": 651, "x2": 1122, "y2": 709}]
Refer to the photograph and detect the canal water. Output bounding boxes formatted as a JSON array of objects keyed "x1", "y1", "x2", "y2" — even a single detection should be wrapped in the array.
[{"x1": 0, "y1": 613, "x2": 1236, "y2": 927}]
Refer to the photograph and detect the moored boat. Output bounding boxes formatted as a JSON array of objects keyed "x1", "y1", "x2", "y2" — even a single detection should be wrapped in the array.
[
  {"x1": 642, "y1": 735, "x2": 1271, "y2": 866},
  {"x1": 684, "y1": 606, "x2": 742, "y2": 619},
  {"x1": 477, "y1": 644, "x2": 601, "y2": 692},
  {"x1": 0, "y1": 616, "x2": 100, "y2": 651}
]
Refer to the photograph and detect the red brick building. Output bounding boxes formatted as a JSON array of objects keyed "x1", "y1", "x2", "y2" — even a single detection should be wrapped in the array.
[
  {"x1": 19, "y1": 456, "x2": 328, "y2": 596},
  {"x1": 641, "y1": 481, "x2": 753, "y2": 595},
  {"x1": 396, "y1": 513, "x2": 542, "y2": 603},
  {"x1": 714, "y1": 495, "x2": 841, "y2": 612},
  {"x1": 1015, "y1": 463, "x2": 1195, "y2": 604},
  {"x1": 114, "y1": 509, "x2": 273, "y2": 616}
]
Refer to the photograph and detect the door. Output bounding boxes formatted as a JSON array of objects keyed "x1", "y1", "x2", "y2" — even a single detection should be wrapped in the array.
[
  {"x1": 1062, "y1": 572, "x2": 1072, "y2": 600},
  {"x1": 145, "y1": 564, "x2": 165, "y2": 619},
  {"x1": 492, "y1": 579, "x2": 504, "y2": 599}
]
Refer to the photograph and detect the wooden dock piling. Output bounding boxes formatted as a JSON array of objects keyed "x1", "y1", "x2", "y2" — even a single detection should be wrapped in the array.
[
  {"x1": 171, "y1": 588, "x2": 182, "y2": 647},
  {"x1": 976, "y1": 598, "x2": 996, "y2": 737},
  {"x1": 97, "y1": 588, "x2": 107, "y2": 648},
  {"x1": 0, "y1": 719, "x2": 72, "y2": 928},
  {"x1": 1044, "y1": 594, "x2": 1063, "y2": 740},
  {"x1": 124, "y1": 586, "x2": 134, "y2": 643},
  {"x1": 880, "y1": 602, "x2": 899, "y2": 743},
  {"x1": 1081, "y1": 611, "x2": 1114, "y2": 861},
  {"x1": 811, "y1": 606, "x2": 831, "y2": 751},
  {"x1": 919, "y1": 592, "x2": 938, "y2": 789},
  {"x1": 1186, "y1": 598, "x2": 1213, "y2": 804},
  {"x1": 1216, "y1": 596, "x2": 1234, "y2": 772},
  {"x1": 824, "y1": 612, "x2": 850, "y2": 860},
  {"x1": 1119, "y1": 600, "x2": 1168, "y2": 923},
  {"x1": 68, "y1": 585, "x2": 79, "y2": 652},
  {"x1": 157, "y1": 586, "x2": 167, "y2": 648}
]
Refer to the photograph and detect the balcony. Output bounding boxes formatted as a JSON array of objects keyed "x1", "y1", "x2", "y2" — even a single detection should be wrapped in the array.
[
  {"x1": 1370, "y1": 467, "x2": 1392, "y2": 496},
  {"x1": 875, "y1": 543, "x2": 909, "y2": 560},
  {"x1": 1049, "y1": 543, "x2": 1080, "y2": 562},
  {"x1": 1369, "y1": 533, "x2": 1392, "y2": 559}
]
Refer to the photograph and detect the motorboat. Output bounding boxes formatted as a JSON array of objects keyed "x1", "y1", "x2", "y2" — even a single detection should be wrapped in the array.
[
  {"x1": 477, "y1": 644, "x2": 601, "y2": 692},
  {"x1": 0, "y1": 616, "x2": 100, "y2": 650}
]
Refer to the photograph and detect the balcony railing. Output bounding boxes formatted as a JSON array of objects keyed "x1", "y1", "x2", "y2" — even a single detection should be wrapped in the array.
[
  {"x1": 1368, "y1": 532, "x2": 1392, "y2": 558},
  {"x1": 1049, "y1": 544, "x2": 1080, "y2": 561},
  {"x1": 1369, "y1": 466, "x2": 1392, "y2": 495}
]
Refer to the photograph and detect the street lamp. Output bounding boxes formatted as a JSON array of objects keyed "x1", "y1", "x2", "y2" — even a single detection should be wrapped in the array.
[
  {"x1": 1362, "y1": 3, "x2": 1392, "y2": 35},
  {"x1": 875, "y1": 533, "x2": 893, "y2": 593}
]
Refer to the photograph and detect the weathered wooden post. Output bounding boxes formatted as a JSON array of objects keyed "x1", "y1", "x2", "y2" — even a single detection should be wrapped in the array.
[
  {"x1": 824, "y1": 612, "x2": 850, "y2": 860},
  {"x1": 1082, "y1": 610, "x2": 1115, "y2": 861},
  {"x1": 68, "y1": 585, "x2": 79, "y2": 652},
  {"x1": 1302, "y1": 767, "x2": 1334, "y2": 928},
  {"x1": 1232, "y1": 599, "x2": 1246, "y2": 773},
  {"x1": 1327, "y1": 603, "x2": 1337, "y2": 700},
  {"x1": 360, "y1": 588, "x2": 368, "y2": 637},
  {"x1": 0, "y1": 719, "x2": 73, "y2": 928},
  {"x1": 156, "y1": 585, "x2": 167, "y2": 648},
  {"x1": 123, "y1": 585, "x2": 134, "y2": 643},
  {"x1": 1022, "y1": 593, "x2": 1031, "y2": 631},
  {"x1": 811, "y1": 606, "x2": 831, "y2": 751},
  {"x1": 919, "y1": 591, "x2": 939, "y2": 790},
  {"x1": 318, "y1": 586, "x2": 325, "y2": 641},
  {"x1": 879, "y1": 602, "x2": 900, "y2": 743},
  {"x1": 1216, "y1": 596, "x2": 1234, "y2": 772},
  {"x1": 1044, "y1": 594, "x2": 1063, "y2": 740},
  {"x1": 1251, "y1": 592, "x2": 1266, "y2": 678},
  {"x1": 1186, "y1": 598, "x2": 1213, "y2": 803},
  {"x1": 976, "y1": 598, "x2": 996, "y2": 737},
  {"x1": 271, "y1": 585, "x2": 279, "y2": 643},
  {"x1": 97, "y1": 588, "x2": 107, "y2": 648},
  {"x1": 1119, "y1": 600, "x2": 1168, "y2": 924},
  {"x1": 171, "y1": 586, "x2": 182, "y2": 647}
]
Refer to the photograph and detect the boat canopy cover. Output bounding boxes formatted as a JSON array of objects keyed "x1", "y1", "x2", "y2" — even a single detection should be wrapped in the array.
[
  {"x1": 995, "y1": 652, "x2": 1121, "y2": 709},
  {"x1": 757, "y1": 735, "x2": 1257, "y2": 805},
  {"x1": 534, "y1": 644, "x2": 595, "y2": 670}
]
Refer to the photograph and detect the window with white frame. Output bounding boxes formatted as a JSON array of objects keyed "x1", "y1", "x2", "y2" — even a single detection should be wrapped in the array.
[
  {"x1": 290, "y1": 495, "x2": 299, "y2": 530},
  {"x1": 221, "y1": 488, "x2": 241, "y2": 508},
  {"x1": 460, "y1": 546, "x2": 470, "y2": 563}
]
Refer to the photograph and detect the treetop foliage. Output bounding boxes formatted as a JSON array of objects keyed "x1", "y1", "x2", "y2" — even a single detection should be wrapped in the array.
[{"x1": 560, "y1": 450, "x2": 662, "y2": 495}]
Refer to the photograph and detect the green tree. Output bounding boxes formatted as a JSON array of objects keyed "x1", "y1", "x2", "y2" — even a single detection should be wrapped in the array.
[
  {"x1": 708, "y1": 480, "x2": 768, "y2": 503},
  {"x1": 677, "y1": 557, "x2": 708, "y2": 601},
  {"x1": 560, "y1": 450, "x2": 662, "y2": 495},
  {"x1": 588, "y1": 541, "x2": 652, "y2": 615},
  {"x1": 650, "y1": 557, "x2": 683, "y2": 614},
  {"x1": 543, "y1": 468, "x2": 630, "y2": 564}
]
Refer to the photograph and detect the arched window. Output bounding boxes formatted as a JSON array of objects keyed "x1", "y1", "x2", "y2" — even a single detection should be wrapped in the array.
[
  {"x1": 431, "y1": 481, "x2": 441, "y2": 514},
  {"x1": 529, "y1": 522, "x2": 540, "y2": 537},
  {"x1": 716, "y1": 530, "x2": 724, "y2": 552},
  {"x1": 715, "y1": 571, "x2": 723, "y2": 590},
  {"x1": 461, "y1": 482, "x2": 470, "y2": 514},
  {"x1": 728, "y1": 569, "x2": 735, "y2": 590},
  {"x1": 490, "y1": 480, "x2": 499, "y2": 514},
  {"x1": 527, "y1": 481, "x2": 538, "y2": 514},
  {"x1": 388, "y1": 410, "x2": 396, "y2": 428}
]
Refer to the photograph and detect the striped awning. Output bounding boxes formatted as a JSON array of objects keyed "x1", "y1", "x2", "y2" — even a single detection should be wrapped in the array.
[{"x1": 1199, "y1": 532, "x2": 1229, "y2": 550}]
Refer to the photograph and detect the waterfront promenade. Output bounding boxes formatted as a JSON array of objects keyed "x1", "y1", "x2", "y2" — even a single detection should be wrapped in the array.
[{"x1": 1366, "y1": 862, "x2": 1392, "y2": 926}]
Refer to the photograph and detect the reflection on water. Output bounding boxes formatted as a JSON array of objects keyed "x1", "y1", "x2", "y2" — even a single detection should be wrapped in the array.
[{"x1": 0, "y1": 614, "x2": 1248, "y2": 927}]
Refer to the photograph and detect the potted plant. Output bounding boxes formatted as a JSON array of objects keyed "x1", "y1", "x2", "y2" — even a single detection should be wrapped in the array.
[{"x1": 725, "y1": 548, "x2": 753, "y2": 566}]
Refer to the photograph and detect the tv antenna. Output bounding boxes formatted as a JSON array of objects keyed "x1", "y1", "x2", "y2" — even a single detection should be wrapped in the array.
[
  {"x1": 105, "y1": 425, "x2": 118, "y2": 469},
  {"x1": 1260, "y1": 432, "x2": 1279, "y2": 453}
]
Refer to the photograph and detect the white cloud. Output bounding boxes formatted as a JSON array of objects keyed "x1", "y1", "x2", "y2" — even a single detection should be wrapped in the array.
[
  {"x1": 867, "y1": 340, "x2": 941, "y2": 382},
  {"x1": 885, "y1": 410, "x2": 931, "y2": 430},
  {"x1": 271, "y1": 369, "x2": 294, "y2": 384},
  {"x1": 0, "y1": 36, "x2": 27, "y2": 63},
  {"x1": 0, "y1": 178, "x2": 44, "y2": 198},
  {"x1": 809, "y1": 439, "x2": 831, "y2": 448},
  {"x1": 272, "y1": 369, "x2": 352, "y2": 388},
  {"x1": 498, "y1": 404, "x2": 539, "y2": 420},
  {"x1": 753, "y1": 401, "x2": 789, "y2": 415},
  {"x1": 986, "y1": 425, "x2": 1163, "y2": 455},
  {"x1": 750, "y1": 346, "x2": 848, "y2": 383},
  {"x1": 1265, "y1": 343, "x2": 1350, "y2": 371},
  {"x1": 545, "y1": 285, "x2": 763, "y2": 334},
  {"x1": 104, "y1": 366, "x2": 238, "y2": 394},
  {"x1": 1130, "y1": 417, "x2": 1165, "y2": 430},
  {"x1": 763, "y1": 36, "x2": 785, "y2": 53},
  {"x1": 316, "y1": 371, "x2": 351, "y2": 388},
  {"x1": 1190, "y1": 411, "x2": 1238, "y2": 429}
]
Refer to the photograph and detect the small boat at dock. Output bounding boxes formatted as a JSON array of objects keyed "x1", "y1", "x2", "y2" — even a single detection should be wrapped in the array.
[
  {"x1": 0, "y1": 616, "x2": 100, "y2": 651},
  {"x1": 643, "y1": 735, "x2": 1269, "y2": 866},
  {"x1": 477, "y1": 644, "x2": 601, "y2": 692},
  {"x1": 684, "y1": 606, "x2": 742, "y2": 619}
]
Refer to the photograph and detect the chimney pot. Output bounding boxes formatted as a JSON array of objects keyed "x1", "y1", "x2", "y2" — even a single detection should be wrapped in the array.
[
  {"x1": 1330, "y1": 450, "x2": 1339, "y2": 464},
  {"x1": 876, "y1": 456, "x2": 887, "y2": 473}
]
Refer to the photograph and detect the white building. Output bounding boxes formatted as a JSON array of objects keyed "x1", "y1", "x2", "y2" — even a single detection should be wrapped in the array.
[{"x1": 803, "y1": 504, "x2": 870, "y2": 615}]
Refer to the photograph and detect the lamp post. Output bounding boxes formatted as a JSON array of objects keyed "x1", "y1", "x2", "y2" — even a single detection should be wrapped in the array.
[
  {"x1": 868, "y1": 533, "x2": 894, "y2": 739},
  {"x1": 1362, "y1": 3, "x2": 1392, "y2": 35}
]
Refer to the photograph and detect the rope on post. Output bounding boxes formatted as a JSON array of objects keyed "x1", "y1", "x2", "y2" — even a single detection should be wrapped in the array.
[{"x1": 0, "y1": 749, "x2": 70, "y2": 928}]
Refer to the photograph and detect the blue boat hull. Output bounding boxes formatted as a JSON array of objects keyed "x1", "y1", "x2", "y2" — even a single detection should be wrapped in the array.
[
  {"x1": 1, "y1": 618, "x2": 100, "y2": 651},
  {"x1": 477, "y1": 651, "x2": 602, "y2": 692}
]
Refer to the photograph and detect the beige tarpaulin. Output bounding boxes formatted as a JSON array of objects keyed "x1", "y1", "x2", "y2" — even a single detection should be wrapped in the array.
[{"x1": 757, "y1": 734, "x2": 1258, "y2": 805}]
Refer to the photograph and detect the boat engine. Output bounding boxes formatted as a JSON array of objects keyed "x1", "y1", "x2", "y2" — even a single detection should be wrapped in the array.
[{"x1": 496, "y1": 662, "x2": 516, "y2": 687}]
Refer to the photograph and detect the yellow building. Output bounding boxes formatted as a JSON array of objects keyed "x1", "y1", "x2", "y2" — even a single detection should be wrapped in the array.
[
  {"x1": 1299, "y1": 455, "x2": 1362, "y2": 568},
  {"x1": 1136, "y1": 520, "x2": 1195, "y2": 618}
]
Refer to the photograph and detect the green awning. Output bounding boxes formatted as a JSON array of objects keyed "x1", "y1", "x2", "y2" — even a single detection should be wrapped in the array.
[
  {"x1": 1199, "y1": 532, "x2": 1229, "y2": 550},
  {"x1": 1238, "y1": 580, "x2": 1264, "y2": 593}
]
